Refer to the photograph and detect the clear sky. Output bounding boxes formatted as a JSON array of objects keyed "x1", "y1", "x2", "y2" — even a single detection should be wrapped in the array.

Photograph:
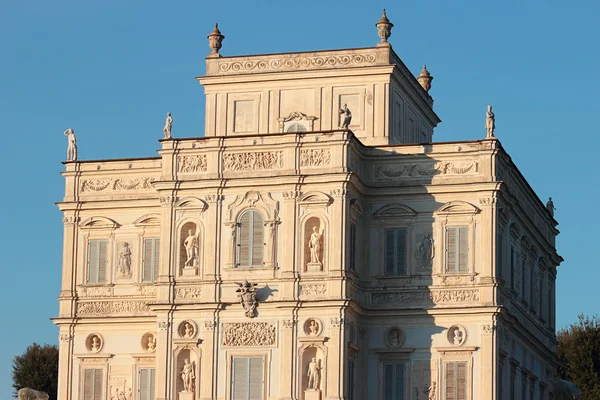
[{"x1": 0, "y1": 0, "x2": 598, "y2": 397}]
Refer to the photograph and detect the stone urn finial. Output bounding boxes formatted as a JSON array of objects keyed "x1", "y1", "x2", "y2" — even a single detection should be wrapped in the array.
[
  {"x1": 417, "y1": 64, "x2": 433, "y2": 93},
  {"x1": 376, "y1": 9, "x2": 394, "y2": 47},
  {"x1": 207, "y1": 23, "x2": 225, "y2": 58}
]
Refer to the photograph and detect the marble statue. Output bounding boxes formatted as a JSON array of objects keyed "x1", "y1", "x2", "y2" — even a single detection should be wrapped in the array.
[
  {"x1": 390, "y1": 330, "x2": 401, "y2": 347},
  {"x1": 425, "y1": 381, "x2": 437, "y2": 400},
  {"x1": 307, "y1": 357, "x2": 321, "y2": 390},
  {"x1": 184, "y1": 322, "x2": 194, "y2": 338},
  {"x1": 181, "y1": 358, "x2": 195, "y2": 393},
  {"x1": 485, "y1": 105, "x2": 495, "y2": 138},
  {"x1": 415, "y1": 234, "x2": 435, "y2": 270},
  {"x1": 91, "y1": 336, "x2": 100, "y2": 352},
  {"x1": 308, "y1": 226, "x2": 323, "y2": 264},
  {"x1": 546, "y1": 197, "x2": 556, "y2": 217},
  {"x1": 339, "y1": 104, "x2": 352, "y2": 129},
  {"x1": 118, "y1": 242, "x2": 132, "y2": 276},
  {"x1": 236, "y1": 280, "x2": 258, "y2": 318},
  {"x1": 147, "y1": 335, "x2": 156, "y2": 351},
  {"x1": 63, "y1": 128, "x2": 78, "y2": 161},
  {"x1": 183, "y1": 229, "x2": 199, "y2": 267},
  {"x1": 163, "y1": 112, "x2": 173, "y2": 139},
  {"x1": 309, "y1": 320, "x2": 319, "y2": 335},
  {"x1": 453, "y1": 329, "x2": 463, "y2": 345},
  {"x1": 17, "y1": 388, "x2": 49, "y2": 400}
]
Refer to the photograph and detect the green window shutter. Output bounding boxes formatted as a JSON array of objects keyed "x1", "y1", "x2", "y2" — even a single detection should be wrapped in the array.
[
  {"x1": 251, "y1": 212, "x2": 264, "y2": 267},
  {"x1": 248, "y1": 357, "x2": 264, "y2": 399},
  {"x1": 143, "y1": 239, "x2": 160, "y2": 283},
  {"x1": 458, "y1": 226, "x2": 468, "y2": 272}
]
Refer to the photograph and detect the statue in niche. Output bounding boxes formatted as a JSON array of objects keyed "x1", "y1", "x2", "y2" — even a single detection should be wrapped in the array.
[
  {"x1": 163, "y1": 112, "x2": 173, "y2": 139},
  {"x1": 235, "y1": 280, "x2": 258, "y2": 318},
  {"x1": 424, "y1": 381, "x2": 437, "y2": 400},
  {"x1": 389, "y1": 329, "x2": 402, "y2": 347},
  {"x1": 118, "y1": 242, "x2": 132, "y2": 276},
  {"x1": 307, "y1": 357, "x2": 321, "y2": 390},
  {"x1": 308, "y1": 226, "x2": 323, "y2": 265},
  {"x1": 90, "y1": 336, "x2": 101, "y2": 352},
  {"x1": 184, "y1": 322, "x2": 194, "y2": 338},
  {"x1": 485, "y1": 105, "x2": 495, "y2": 138},
  {"x1": 546, "y1": 197, "x2": 556, "y2": 217},
  {"x1": 453, "y1": 329, "x2": 464, "y2": 345},
  {"x1": 180, "y1": 358, "x2": 195, "y2": 393},
  {"x1": 63, "y1": 128, "x2": 78, "y2": 161},
  {"x1": 308, "y1": 320, "x2": 319, "y2": 336},
  {"x1": 415, "y1": 234, "x2": 435, "y2": 271},
  {"x1": 147, "y1": 335, "x2": 156, "y2": 351},
  {"x1": 183, "y1": 229, "x2": 199, "y2": 267},
  {"x1": 339, "y1": 104, "x2": 352, "y2": 129}
]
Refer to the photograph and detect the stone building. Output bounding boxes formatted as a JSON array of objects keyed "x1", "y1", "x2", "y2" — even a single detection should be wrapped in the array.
[{"x1": 54, "y1": 12, "x2": 562, "y2": 400}]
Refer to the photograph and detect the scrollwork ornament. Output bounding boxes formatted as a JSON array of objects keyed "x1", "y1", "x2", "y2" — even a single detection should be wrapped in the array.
[
  {"x1": 282, "y1": 319, "x2": 296, "y2": 330},
  {"x1": 204, "y1": 321, "x2": 217, "y2": 331},
  {"x1": 205, "y1": 194, "x2": 223, "y2": 204},
  {"x1": 330, "y1": 317, "x2": 344, "y2": 329},
  {"x1": 157, "y1": 321, "x2": 170, "y2": 332},
  {"x1": 59, "y1": 334, "x2": 73, "y2": 344},
  {"x1": 62, "y1": 216, "x2": 80, "y2": 225}
]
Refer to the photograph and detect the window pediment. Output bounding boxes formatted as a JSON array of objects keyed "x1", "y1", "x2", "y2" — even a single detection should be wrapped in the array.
[
  {"x1": 79, "y1": 216, "x2": 120, "y2": 229},
  {"x1": 134, "y1": 213, "x2": 161, "y2": 227},
  {"x1": 176, "y1": 197, "x2": 208, "y2": 212},
  {"x1": 435, "y1": 201, "x2": 480, "y2": 216},
  {"x1": 299, "y1": 191, "x2": 333, "y2": 207},
  {"x1": 226, "y1": 191, "x2": 279, "y2": 223},
  {"x1": 374, "y1": 203, "x2": 417, "y2": 218}
]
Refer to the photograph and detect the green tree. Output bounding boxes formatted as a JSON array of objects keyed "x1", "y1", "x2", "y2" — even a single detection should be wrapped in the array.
[
  {"x1": 557, "y1": 314, "x2": 600, "y2": 399},
  {"x1": 12, "y1": 343, "x2": 59, "y2": 398}
]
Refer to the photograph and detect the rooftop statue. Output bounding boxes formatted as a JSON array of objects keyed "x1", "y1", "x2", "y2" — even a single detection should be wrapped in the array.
[
  {"x1": 63, "y1": 128, "x2": 77, "y2": 161},
  {"x1": 485, "y1": 105, "x2": 495, "y2": 138}
]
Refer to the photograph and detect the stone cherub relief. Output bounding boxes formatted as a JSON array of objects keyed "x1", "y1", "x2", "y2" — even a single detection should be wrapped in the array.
[
  {"x1": 117, "y1": 242, "x2": 132, "y2": 277},
  {"x1": 111, "y1": 384, "x2": 133, "y2": 400},
  {"x1": 163, "y1": 112, "x2": 173, "y2": 139},
  {"x1": 183, "y1": 229, "x2": 199, "y2": 268},
  {"x1": 307, "y1": 357, "x2": 322, "y2": 390},
  {"x1": 235, "y1": 280, "x2": 258, "y2": 318},
  {"x1": 339, "y1": 104, "x2": 352, "y2": 129},
  {"x1": 63, "y1": 128, "x2": 78, "y2": 161},
  {"x1": 415, "y1": 234, "x2": 435, "y2": 271},
  {"x1": 180, "y1": 358, "x2": 195, "y2": 393}
]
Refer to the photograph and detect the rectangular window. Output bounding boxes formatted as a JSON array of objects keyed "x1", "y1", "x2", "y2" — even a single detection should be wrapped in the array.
[
  {"x1": 445, "y1": 361, "x2": 467, "y2": 400},
  {"x1": 446, "y1": 227, "x2": 468, "y2": 273},
  {"x1": 385, "y1": 228, "x2": 407, "y2": 276},
  {"x1": 232, "y1": 356, "x2": 264, "y2": 400},
  {"x1": 138, "y1": 368, "x2": 155, "y2": 400},
  {"x1": 83, "y1": 368, "x2": 103, "y2": 400},
  {"x1": 142, "y1": 238, "x2": 160, "y2": 283},
  {"x1": 349, "y1": 223, "x2": 357, "y2": 271},
  {"x1": 87, "y1": 240, "x2": 108, "y2": 284},
  {"x1": 238, "y1": 211, "x2": 264, "y2": 267},
  {"x1": 348, "y1": 358, "x2": 356, "y2": 400},
  {"x1": 383, "y1": 362, "x2": 405, "y2": 400}
]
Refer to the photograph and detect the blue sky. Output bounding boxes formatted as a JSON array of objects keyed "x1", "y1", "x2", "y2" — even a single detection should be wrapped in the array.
[{"x1": 0, "y1": 0, "x2": 598, "y2": 397}]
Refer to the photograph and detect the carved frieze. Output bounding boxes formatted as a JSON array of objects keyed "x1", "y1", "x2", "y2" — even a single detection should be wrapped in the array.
[
  {"x1": 81, "y1": 177, "x2": 155, "y2": 192},
  {"x1": 330, "y1": 317, "x2": 344, "y2": 329},
  {"x1": 59, "y1": 334, "x2": 73, "y2": 344},
  {"x1": 282, "y1": 190, "x2": 302, "y2": 200},
  {"x1": 371, "y1": 289, "x2": 480, "y2": 306},
  {"x1": 217, "y1": 52, "x2": 378, "y2": 74},
  {"x1": 159, "y1": 196, "x2": 179, "y2": 206},
  {"x1": 221, "y1": 322, "x2": 276, "y2": 346},
  {"x1": 77, "y1": 301, "x2": 150, "y2": 315},
  {"x1": 178, "y1": 155, "x2": 207, "y2": 173},
  {"x1": 300, "y1": 149, "x2": 331, "y2": 167},
  {"x1": 62, "y1": 216, "x2": 80, "y2": 225},
  {"x1": 375, "y1": 161, "x2": 478, "y2": 179},
  {"x1": 80, "y1": 286, "x2": 112, "y2": 297},
  {"x1": 175, "y1": 287, "x2": 202, "y2": 300},
  {"x1": 140, "y1": 286, "x2": 156, "y2": 296},
  {"x1": 204, "y1": 321, "x2": 217, "y2": 331},
  {"x1": 300, "y1": 284, "x2": 327, "y2": 296},
  {"x1": 223, "y1": 151, "x2": 283, "y2": 171},
  {"x1": 157, "y1": 321, "x2": 170, "y2": 332}
]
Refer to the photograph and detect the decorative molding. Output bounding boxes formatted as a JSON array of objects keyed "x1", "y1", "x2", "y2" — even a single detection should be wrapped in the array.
[
  {"x1": 373, "y1": 203, "x2": 417, "y2": 218},
  {"x1": 226, "y1": 191, "x2": 279, "y2": 223},
  {"x1": 223, "y1": 151, "x2": 283, "y2": 171},
  {"x1": 133, "y1": 213, "x2": 161, "y2": 226},
  {"x1": 221, "y1": 322, "x2": 276, "y2": 346},
  {"x1": 178, "y1": 154, "x2": 207, "y2": 173},
  {"x1": 329, "y1": 188, "x2": 348, "y2": 198},
  {"x1": 81, "y1": 177, "x2": 156, "y2": 193},
  {"x1": 204, "y1": 321, "x2": 217, "y2": 331},
  {"x1": 157, "y1": 321, "x2": 170, "y2": 332},
  {"x1": 375, "y1": 161, "x2": 478, "y2": 179},
  {"x1": 62, "y1": 216, "x2": 80, "y2": 225},
  {"x1": 300, "y1": 148, "x2": 331, "y2": 167},
  {"x1": 371, "y1": 289, "x2": 480, "y2": 306},
  {"x1": 77, "y1": 301, "x2": 150, "y2": 315},
  {"x1": 205, "y1": 194, "x2": 224, "y2": 204},
  {"x1": 159, "y1": 196, "x2": 178, "y2": 207},
  {"x1": 482, "y1": 324, "x2": 496, "y2": 334},
  {"x1": 140, "y1": 286, "x2": 156, "y2": 296},
  {"x1": 330, "y1": 317, "x2": 344, "y2": 329},
  {"x1": 298, "y1": 191, "x2": 333, "y2": 207},
  {"x1": 216, "y1": 52, "x2": 379, "y2": 75},
  {"x1": 282, "y1": 319, "x2": 297, "y2": 330},
  {"x1": 79, "y1": 216, "x2": 120, "y2": 229},
  {"x1": 434, "y1": 201, "x2": 481, "y2": 216},
  {"x1": 175, "y1": 287, "x2": 202, "y2": 300},
  {"x1": 282, "y1": 190, "x2": 302, "y2": 200},
  {"x1": 478, "y1": 197, "x2": 497, "y2": 207},
  {"x1": 300, "y1": 284, "x2": 327, "y2": 296},
  {"x1": 59, "y1": 334, "x2": 73, "y2": 344},
  {"x1": 80, "y1": 286, "x2": 112, "y2": 297}
]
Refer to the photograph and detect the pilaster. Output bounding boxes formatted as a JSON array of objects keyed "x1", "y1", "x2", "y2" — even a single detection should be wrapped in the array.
[
  {"x1": 156, "y1": 319, "x2": 172, "y2": 400},
  {"x1": 326, "y1": 317, "x2": 344, "y2": 400}
]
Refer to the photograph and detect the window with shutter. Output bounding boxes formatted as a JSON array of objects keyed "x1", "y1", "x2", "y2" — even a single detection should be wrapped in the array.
[
  {"x1": 232, "y1": 356, "x2": 264, "y2": 400},
  {"x1": 349, "y1": 223, "x2": 357, "y2": 270},
  {"x1": 384, "y1": 229, "x2": 407, "y2": 276},
  {"x1": 237, "y1": 211, "x2": 264, "y2": 267},
  {"x1": 445, "y1": 227, "x2": 468, "y2": 273},
  {"x1": 87, "y1": 240, "x2": 108, "y2": 284},
  {"x1": 445, "y1": 361, "x2": 467, "y2": 400},
  {"x1": 138, "y1": 368, "x2": 156, "y2": 400},
  {"x1": 142, "y1": 238, "x2": 160, "y2": 283},
  {"x1": 82, "y1": 368, "x2": 103, "y2": 400},
  {"x1": 382, "y1": 362, "x2": 405, "y2": 400}
]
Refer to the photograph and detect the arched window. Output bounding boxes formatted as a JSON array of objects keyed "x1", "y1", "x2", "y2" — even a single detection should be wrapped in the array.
[{"x1": 237, "y1": 210, "x2": 264, "y2": 267}]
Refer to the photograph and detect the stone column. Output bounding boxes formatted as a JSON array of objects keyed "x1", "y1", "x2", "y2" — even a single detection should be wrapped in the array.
[{"x1": 200, "y1": 320, "x2": 218, "y2": 400}]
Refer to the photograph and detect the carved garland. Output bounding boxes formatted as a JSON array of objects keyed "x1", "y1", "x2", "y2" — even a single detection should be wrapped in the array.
[
  {"x1": 375, "y1": 161, "x2": 478, "y2": 179},
  {"x1": 371, "y1": 289, "x2": 480, "y2": 305},
  {"x1": 175, "y1": 287, "x2": 202, "y2": 300},
  {"x1": 300, "y1": 149, "x2": 331, "y2": 167},
  {"x1": 300, "y1": 284, "x2": 327, "y2": 296},
  {"x1": 81, "y1": 177, "x2": 155, "y2": 192},
  {"x1": 77, "y1": 301, "x2": 150, "y2": 315},
  {"x1": 223, "y1": 151, "x2": 283, "y2": 171},
  {"x1": 221, "y1": 322, "x2": 276, "y2": 346}
]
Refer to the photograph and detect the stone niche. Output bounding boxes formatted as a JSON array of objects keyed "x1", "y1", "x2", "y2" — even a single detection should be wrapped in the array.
[
  {"x1": 303, "y1": 216, "x2": 325, "y2": 272},
  {"x1": 179, "y1": 221, "x2": 201, "y2": 276},
  {"x1": 174, "y1": 347, "x2": 199, "y2": 400}
]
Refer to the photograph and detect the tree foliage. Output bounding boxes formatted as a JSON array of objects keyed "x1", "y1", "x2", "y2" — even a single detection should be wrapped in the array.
[
  {"x1": 557, "y1": 314, "x2": 600, "y2": 399},
  {"x1": 12, "y1": 343, "x2": 59, "y2": 398}
]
